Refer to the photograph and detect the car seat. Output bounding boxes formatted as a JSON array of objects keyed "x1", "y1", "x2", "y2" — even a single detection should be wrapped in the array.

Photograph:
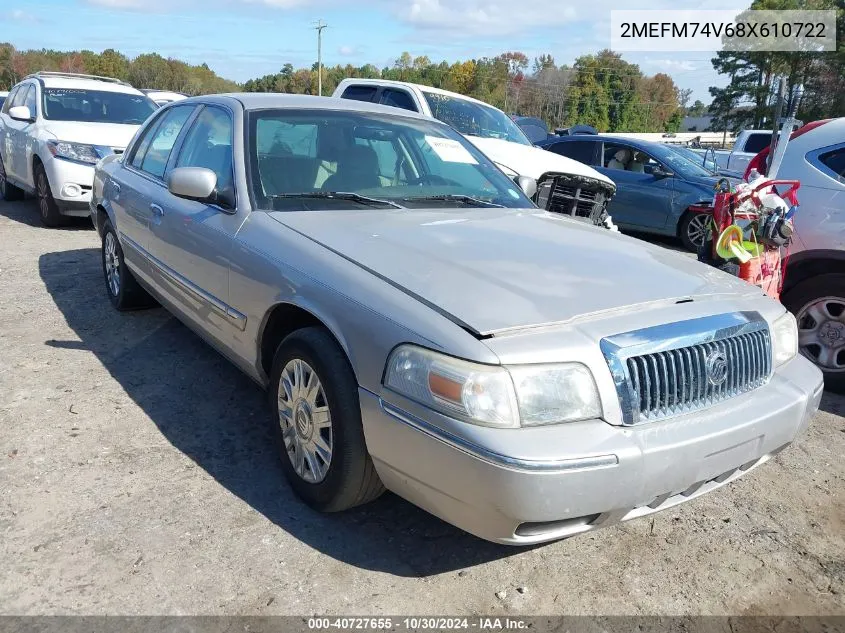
[
  {"x1": 608, "y1": 149, "x2": 630, "y2": 170},
  {"x1": 322, "y1": 145, "x2": 380, "y2": 192},
  {"x1": 629, "y1": 152, "x2": 647, "y2": 173}
]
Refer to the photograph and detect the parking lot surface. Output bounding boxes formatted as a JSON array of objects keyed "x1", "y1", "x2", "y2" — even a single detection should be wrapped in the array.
[{"x1": 1, "y1": 198, "x2": 843, "y2": 616}]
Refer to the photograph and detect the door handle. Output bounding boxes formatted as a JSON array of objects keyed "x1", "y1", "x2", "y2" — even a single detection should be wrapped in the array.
[{"x1": 150, "y1": 203, "x2": 164, "y2": 216}]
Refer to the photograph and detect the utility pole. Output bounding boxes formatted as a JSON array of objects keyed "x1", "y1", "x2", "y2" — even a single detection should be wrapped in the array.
[{"x1": 313, "y1": 19, "x2": 328, "y2": 96}]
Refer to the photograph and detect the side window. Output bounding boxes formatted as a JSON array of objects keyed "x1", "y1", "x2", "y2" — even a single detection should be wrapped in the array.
[
  {"x1": 744, "y1": 133, "x2": 771, "y2": 155},
  {"x1": 10, "y1": 85, "x2": 28, "y2": 108},
  {"x1": 550, "y1": 141, "x2": 596, "y2": 165},
  {"x1": 380, "y1": 89, "x2": 416, "y2": 112},
  {"x1": 818, "y1": 148, "x2": 845, "y2": 179},
  {"x1": 2, "y1": 86, "x2": 19, "y2": 114},
  {"x1": 340, "y1": 85, "x2": 377, "y2": 103},
  {"x1": 604, "y1": 143, "x2": 635, "y2": 170},
  {"x1": 130, "y1": 115, "x2": 165, "y2": 169},
  {"x1": 137, "y1": 105, "x2": 194, "y2": 179},
  {"x1": 24, "y1": 85, "x2": 37, "y2": 117},
  {"x1": 175, "y1": 106, "x2": 234, "y2": 198}
]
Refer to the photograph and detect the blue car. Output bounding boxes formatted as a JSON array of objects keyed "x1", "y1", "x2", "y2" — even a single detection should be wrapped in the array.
[{"x1": 537, "y1": 134, "x2": 730, "y2": 250}]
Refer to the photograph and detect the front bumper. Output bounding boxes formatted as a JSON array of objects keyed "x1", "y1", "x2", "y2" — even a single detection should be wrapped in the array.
[
  {"x1": 361, "y1": 355, "x2": 823, "y2": 545},
  {"x1": 42, "y1": 154, "x2": 95, "y2": 215}
]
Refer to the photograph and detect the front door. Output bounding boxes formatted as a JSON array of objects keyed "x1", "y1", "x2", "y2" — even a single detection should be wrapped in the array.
[
  {"x1": 595, "y1": 142, "x2": 674, "y2": 231},
  {"x1": 115, "y1": 104, "x2": 196, "y2": 259},
  {"x1": 146, "y1": 104, "x2": 245, "y2": 343}
]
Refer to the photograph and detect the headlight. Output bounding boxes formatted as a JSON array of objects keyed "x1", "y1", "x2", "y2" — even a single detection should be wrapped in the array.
[
  {"x1": 508, "y1": 363, "x2": 601, "y2": 426},
  {"x1": 47, "y1": 141, "x2": 100, "y2": 165},
  {"x1": 772, "y1": 311, "x2": 798, "y2": 367},
  {"x1": 383, "y1": 345, "x2": 601, "y2": 428}
]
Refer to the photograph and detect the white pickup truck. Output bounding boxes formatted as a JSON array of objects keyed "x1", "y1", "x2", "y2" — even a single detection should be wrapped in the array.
[
  {"x1": 712, "y1": 130, "x2": 773, "y2": 174},
  {"x1": 332, "y1": 78, "x2": 617, "y2": 226}
]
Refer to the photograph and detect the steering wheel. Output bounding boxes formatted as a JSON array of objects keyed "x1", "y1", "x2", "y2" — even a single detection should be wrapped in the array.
[{"x1": 407, "y1": 175, "x2": 460, "y2": 187}]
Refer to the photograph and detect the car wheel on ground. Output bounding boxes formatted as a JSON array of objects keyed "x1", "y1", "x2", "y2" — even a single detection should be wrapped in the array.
[
  {"x1": 782, "y1": 273, "x2": 845, "y2": 393},
  {"x1": 35, "y1": 163, "x2": 63, "y2": 227},
  {"x1": 269, "y1": 327, "x2": 384, "y2": 512},
  {"x1": 679, "y1": 211, "x2": 709, "y2": 251},
  {"x1": 101, "y1": 221, "x2": 156, "y2": 310},
  {"x1": 0, "y1": 155, "x2": 24, "y2": 201}
]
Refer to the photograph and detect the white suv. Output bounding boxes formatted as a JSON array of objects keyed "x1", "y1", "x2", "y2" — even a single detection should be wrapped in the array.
[
  {"x1": 0, "y1": 72, "x2": 157, "y2": 226},
  {"x1": 773, "y1": 117, "x2": 845, "y2": 391}
]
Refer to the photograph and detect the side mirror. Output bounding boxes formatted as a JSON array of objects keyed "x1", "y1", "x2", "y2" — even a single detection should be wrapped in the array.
[
  {"x1": 652, "y1": 166, "x2": 673, "y2": 179},
  {"x1": 9, "y1": 105, "x2": 33, "y2": 122},
  {"x1": 167, "y1": 167, "x2": 217, "y2": 202},
  {"x1": 514, "y1": 175, "x2": 537, "y2": 199}
]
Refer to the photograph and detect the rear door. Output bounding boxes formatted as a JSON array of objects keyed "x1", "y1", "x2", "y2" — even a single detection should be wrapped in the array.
[
  {"x1": 146, "y1": 104, "x2": 245, "y2": 342},
  {"x1": 596, "y1": 141, "x2": 674, "y2": 231}
]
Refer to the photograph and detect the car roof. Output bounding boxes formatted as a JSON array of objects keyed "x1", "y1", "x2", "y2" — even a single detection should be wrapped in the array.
[
  {"x1": 541, "y1": 134, "x2": 662, "y2": 150},
  {"x1": 26, "y1": 73, "x2": 144, "y2": 95},
  {"x1": 338, "y1": 78, "x2": 497, "y2": 108},
  {"x1": 200, "y1": 93, "x2": 435, "y2": 120}
]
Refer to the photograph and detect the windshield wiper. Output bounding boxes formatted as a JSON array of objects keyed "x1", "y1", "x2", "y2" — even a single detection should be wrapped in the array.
[
  {"x1": 269, "y1": 191, "x2": 404, "y2": 209},
  {"x1": 402, "y1": 194, "x2": 504, "y2": 208}
]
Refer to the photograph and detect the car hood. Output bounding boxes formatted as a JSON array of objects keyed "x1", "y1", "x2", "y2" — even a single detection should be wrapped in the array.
[
  {"x1": 683, "y1": 173, "x2": 742, "y2": 191},
  {"x1": 464, "y1": 136, "x2": 616, "y2": 189},
  {"x1": 269, "y1": 208, "x2": 759, "y2": 336},
  {"x1": 41, "y1": 121, "x2": 141, "y2": 149}
]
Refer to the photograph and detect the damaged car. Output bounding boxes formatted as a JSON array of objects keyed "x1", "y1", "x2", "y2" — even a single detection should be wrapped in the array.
[{"x1": 333, "y1": 78, "x2": 617, "y2": 227}]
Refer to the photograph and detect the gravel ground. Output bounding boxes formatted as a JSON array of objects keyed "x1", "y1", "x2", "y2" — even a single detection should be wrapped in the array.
[{"x1": 0, "y1": 198, "x2": 843, "y2": 616}]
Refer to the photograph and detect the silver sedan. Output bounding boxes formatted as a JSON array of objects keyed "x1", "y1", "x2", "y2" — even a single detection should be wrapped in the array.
[{"x1": 91, "y1": 94, "x2": 823, "y2": 544}]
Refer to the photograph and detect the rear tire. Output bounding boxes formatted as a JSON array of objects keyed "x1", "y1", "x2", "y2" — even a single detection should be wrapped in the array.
[
  {"x1": 782, "y1": 274, "x2": 845, "y2": 393},
  {"x1": 101, "y1": 221, "x2": 156, "y2": 311},
  {"x1": 35, "y1": 163, "x2": 63, "y2": 227},
  {"x1": 268, "y1": 327, "x2": 384, "y2": 512},
  {"x1": 679, "y1": 211, "x2": 709, "y2": 252},
  {"x1": 0, "y1": 155, "x2": 24, "y2": 201}
]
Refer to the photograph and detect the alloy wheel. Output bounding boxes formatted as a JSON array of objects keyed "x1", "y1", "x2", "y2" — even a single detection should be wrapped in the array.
[
  {"x1": 37, "y1": 172, "x2": 50, "y2": 220},
  {"x1": 104, "y1": 232, "x2": 121, "y2": 297},
  {"x1": 277, "y1": 358, "x2": 333, "y2": 483},
  {"x1": 686, "y1": 213, "x2": 709, "y2": 248},
  {"x1": 796, "y1": 296, "x2": 845, "y2": 371}
]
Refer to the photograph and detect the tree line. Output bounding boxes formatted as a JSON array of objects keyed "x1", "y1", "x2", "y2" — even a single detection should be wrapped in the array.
[
  {"x1": 707, "y1": 0, "x2": 844, "y2": 132},
  {"x1": 243, "y1": 50, "x2": 688, "y2": 133},
  {"x1": 0, "y1": 44, "x2": 239, "y2": 95},
  {"x1": 3, "y1": 0, "x2": 842, "y2": 136}
]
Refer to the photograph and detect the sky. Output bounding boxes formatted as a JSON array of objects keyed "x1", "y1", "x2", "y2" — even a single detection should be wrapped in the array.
[{"x1": 0, "y1": 0, "x2": 746, "y2": 104}]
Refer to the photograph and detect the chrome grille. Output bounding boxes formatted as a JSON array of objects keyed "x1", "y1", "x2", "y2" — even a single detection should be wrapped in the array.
[{"x1": 601, "y1": 312, "x2": 773, "y2": 425}]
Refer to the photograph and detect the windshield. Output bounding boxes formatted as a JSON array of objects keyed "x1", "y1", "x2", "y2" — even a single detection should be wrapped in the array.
[
  {"x1": 421, "y1": 91, "x2": 532, "y2": 146},
  {"x1": 248, "y1": 109, "x2": 534, "y2": 211},
  {"x1": 42, "y1": 88, "x2": 157, "y2": 125},
  {"x1": 665, "y1": 145, "x2": 718, "y2": 175},
  {"x1": 646, "y1": 142, "x2": 716, "y2": 179}
]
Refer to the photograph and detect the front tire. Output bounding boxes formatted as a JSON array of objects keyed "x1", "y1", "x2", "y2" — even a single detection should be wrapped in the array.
[
  {"x1": 0, "y1": 155, "x2": 24, "y2": 201},
  {"x1": 35, "y1": 163, "x2": 63, "y2": 227},
  {"x1": 782, "y1": 273, "x2": 845, "y2": 393},
  {"x1": 269, "y1": 327, "x2": 384, "y2": 512},
  {"x1": 101, "y1": 221, "x2": 155, "y2": 311},
  {"x1": 679, "y1": 211, "x2": 709, "y2": 252}
]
